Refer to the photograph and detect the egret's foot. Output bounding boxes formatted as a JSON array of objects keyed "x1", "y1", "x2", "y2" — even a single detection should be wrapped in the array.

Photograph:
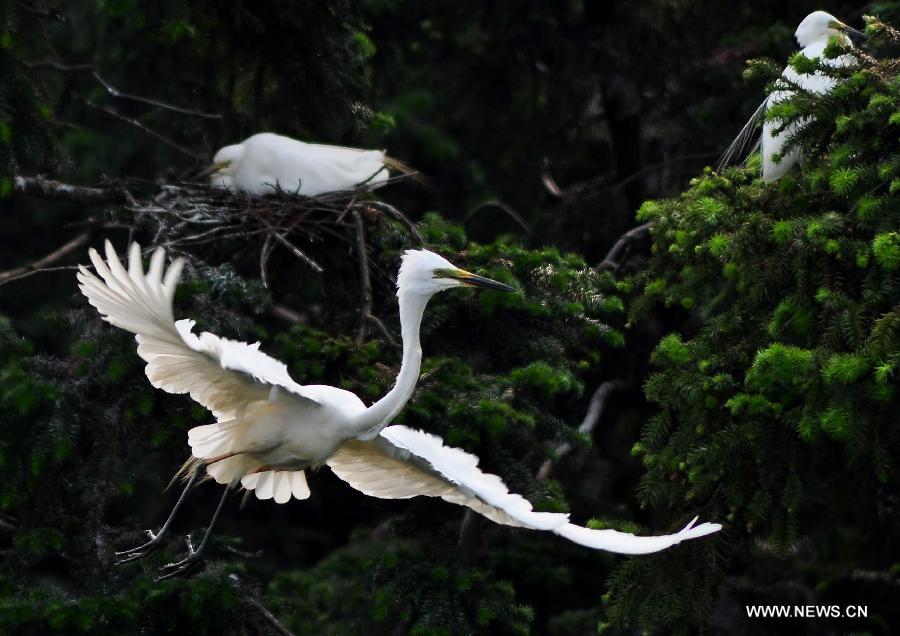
[
  {"x1": 115, "y1": 529, "x2": 168, "y2": 564},
  {"x1": 155, "y1": 534, "x2": 206, "y2": 581}
]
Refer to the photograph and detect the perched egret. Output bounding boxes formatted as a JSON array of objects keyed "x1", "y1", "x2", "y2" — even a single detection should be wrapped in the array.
[
  {"x1": 210, "y1": 132, "x2": 410, "y2": 197},
  {"x1": 719, "y1": 11, "x2": 864, "y2": 181},
  {"x1": 77, "y1": 242, "x2": 721, "y2": 578}
]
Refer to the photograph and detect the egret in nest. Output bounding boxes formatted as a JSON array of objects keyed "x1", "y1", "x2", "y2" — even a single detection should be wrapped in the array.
[
  {"x1": 210, "y1": 132, "x2": 413, "y2": 196},
  {"x1": 719, "y1": 11, "x2": 864, "y2": 181},
  {"x1": 78, "y1": 242, "x2": 721, "y2": 579}
]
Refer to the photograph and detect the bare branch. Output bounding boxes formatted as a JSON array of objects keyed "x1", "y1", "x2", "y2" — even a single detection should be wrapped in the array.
[
  {"x1": 9, "y1": 177, "x2": 419, "y2": 303},
  {"x1": 596, "y1": 222, "x2": 652, "y2": 273},
  {"x1": 351, "y1": 209, "x2": 397, "y2": 347},
  {"x1": 259, "y1": 233, "x2": 275, "y2": 288},
  {"x1": 75, "y1": 94, "x2": 203, "y2": 159},
  {"x1": 22, "y1": 59, "x2": 93, "y2": 72},
  {"x1": 457, "y1": 509, "x2": 481, "y2": 563},
  {"x1": 352, "y1": 209, "x2": 374, "y2": 345},
  {"x1": 13, "y1": 175, "x2": 128, "y2": 204},
  {"x1": 270, "y1": 304, "x2": 306, "y2": 324},
  {"x1": 15, "y1": 0, "x2": 63, "y2": 20},
  {"x1": 92, "y1": 71, "x2": 222, "y2": 120},
  {"x1": 605, "y1": 152, "x2": 719, "y2": 194},
  {"x1": 351, "y1": 200, "x2": 423, "y2": 244},
  {"x1": 0, "y1": 231, "x2": 92, "y2": 287},
  {"x1": 465, "y1": 198, "x2": 531, "y2": 235},
  {"x1": 242, "y1": 597, "x2": 296, "y2": 636},
  {"x1": 543, "y1": 152, "x2": 720, "y2": 201},
  {"x1": 267, "y1": 228, "x2": 324, "y2": 274},
  {"x1": 537, "y1": 379, "x2": 630, "y2": 480}
]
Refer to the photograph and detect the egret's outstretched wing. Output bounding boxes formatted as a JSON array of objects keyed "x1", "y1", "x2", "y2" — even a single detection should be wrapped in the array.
[
  {"x1": 327, "y1": 425, "x2": 722, "y2": 555},
  {"x1": 717, "y1": 96, "x2": 768, "y2": 173},
  {"x1": 77, "y1": 241, "x2": 320, "y2": 420}
]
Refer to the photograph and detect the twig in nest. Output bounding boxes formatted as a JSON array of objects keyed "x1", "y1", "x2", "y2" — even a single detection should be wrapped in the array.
[
  {"x1": 266, "y1": 225, "x2": 324, "y2": 274},
  {"x1": 259, "y1": 233, "x2": 275, "y2": 288},
  {"x1": 350, "y1": 200, "x2": 423, "y2": 244},
  {"x1": 11, "y1": 176, "x2": 421, "y2": 298},
  {"x1": 537, "y1": 379, "x2": 629, "y2": 480}
]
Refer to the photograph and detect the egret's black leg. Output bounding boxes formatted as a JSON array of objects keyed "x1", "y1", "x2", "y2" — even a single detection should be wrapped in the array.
[
  {"x1": 116, "y1": 467, "x2": 203, "y2": 564},
  {"x1": 156, "y1": 483, "x2": 232, "y2": 580}
]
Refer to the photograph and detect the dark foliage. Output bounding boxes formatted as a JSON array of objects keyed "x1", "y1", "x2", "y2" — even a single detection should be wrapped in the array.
[{"x1": 2, "y1": 1, "x2": 899, "y2": 634}]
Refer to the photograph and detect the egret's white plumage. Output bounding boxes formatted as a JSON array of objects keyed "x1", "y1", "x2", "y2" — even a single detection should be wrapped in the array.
[
  {"x1": 78, "y1": 242, "x2": 720, "y2": 571},
  {"x1": 211, "y1": 132, "x2": 398, "y2": 197},
  {"x1": 720, "y1": 11, "x2": 860, "y2": 181}
]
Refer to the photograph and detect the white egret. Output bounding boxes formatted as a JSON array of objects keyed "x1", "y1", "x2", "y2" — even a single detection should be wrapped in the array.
[
  {"x1": 210, "y1": 132, "x2": 410, "y2": 197},
  {"x1": 77, "y1": 242, "x2": 721, "y2": 578},
  {"x1": 719, "y1": 11, "x2": 864, "y2": 180}
]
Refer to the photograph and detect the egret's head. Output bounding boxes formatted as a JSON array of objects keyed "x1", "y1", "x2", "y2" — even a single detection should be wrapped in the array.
[
  {"x1": 795, "y1": 11, "x2": 863, "y2": 48},
  {"x1": 397, "y1": 249, "x2": 516, "y2": 298},
  {"x1": 211, "y1": 144, "x2": 244, "y2": 177}
]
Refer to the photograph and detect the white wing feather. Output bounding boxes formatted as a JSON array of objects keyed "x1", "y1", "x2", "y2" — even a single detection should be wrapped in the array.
[
  {"x1": 327, "y1": 425, "x2": 722, "y2": 554},
  {"x1": 77, "y1": 241, "x2": 320, "y2": 420}
]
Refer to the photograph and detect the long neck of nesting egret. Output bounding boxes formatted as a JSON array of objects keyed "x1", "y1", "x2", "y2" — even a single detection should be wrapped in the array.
[{"x1": 349, "y1": 290, "x2": 428, "y2": 439}]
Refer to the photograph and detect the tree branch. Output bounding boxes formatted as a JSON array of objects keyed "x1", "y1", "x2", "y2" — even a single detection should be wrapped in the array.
[
  {"x1": 92, "y1": 71, "x2": 222, "y2": 119},
  {"x1": 350, "y1": 200, "x2": 423, "y2": 244},
  {"x1": 0, "y1": 231, "x2": 92, "y2": 287},
  {"x1": 242, "y1": 597, "x2": 296, "y2": 636},
  {"x1": 465, "y1": 198, "x2": 531, "y2": 235},
  {"x1": 457, "y1": 509, "x2": 481, "y2": 563},
  {"x1": 22, "y1": 59, "x2": 93, "y2": 72},
  {"x1": 596, "y1": 222, "x2": 652, "y2": 273},
  {"x1": 265, "y1": 225, "x2": 324, "y2": 274},
  {"x1": 351, "y1": 209, "x2": 397, "y2": 347},
  {"x1": 537, "y1": 379, "x2": 629, "y2": 480},
  {"x1": 75, "y1": 94, "x2": 203, "y2": 159},
  {"x1": 13, "y1": 175, "x2": 129, "y2": 204}
]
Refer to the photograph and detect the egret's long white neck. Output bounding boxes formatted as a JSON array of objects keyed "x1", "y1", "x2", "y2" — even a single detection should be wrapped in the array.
[{"x1": 349, "y1": 290, "x2": 429, "y2": 439}]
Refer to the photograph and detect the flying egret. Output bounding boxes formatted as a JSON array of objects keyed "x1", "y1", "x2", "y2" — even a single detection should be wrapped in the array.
[
  {"x1": 210, "y1": 132, "x2": 411, "y2": 197},
  {"x1": 719, "y1": 11, "x2": 864, "y2": 181},
  {"x1": 77, "y1": 242, "x2": 721, "y2": 578}
]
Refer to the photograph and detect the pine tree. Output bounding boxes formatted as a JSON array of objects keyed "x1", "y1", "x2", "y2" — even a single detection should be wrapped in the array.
[{"x1": 612, "y1": 17, "x2": 900, "y2": 631}]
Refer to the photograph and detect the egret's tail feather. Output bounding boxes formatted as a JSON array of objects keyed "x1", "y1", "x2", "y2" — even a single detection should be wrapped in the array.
[
  {"x1": 383, "y1": 155, "x2": 432, "y2": 188},
  {"x1": 717, "y1": 96, "x2": 769, "y2": 173}
]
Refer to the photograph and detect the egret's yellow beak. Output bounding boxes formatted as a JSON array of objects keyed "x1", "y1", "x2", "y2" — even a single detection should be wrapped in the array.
[
  {"x1": 829, "y1": 20, "x2": 865, "y2": 41},
  {"x1": 200, "y1": 160, "x2": 230, "y2": 178},
  {"x1": 435, "y1": 268, "x2": 516, "y2": 292}
]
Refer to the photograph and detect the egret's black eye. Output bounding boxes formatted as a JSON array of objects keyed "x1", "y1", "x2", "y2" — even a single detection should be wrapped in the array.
[{"x1": 433, "y1": 269, "x2": 442, "y2": 277}]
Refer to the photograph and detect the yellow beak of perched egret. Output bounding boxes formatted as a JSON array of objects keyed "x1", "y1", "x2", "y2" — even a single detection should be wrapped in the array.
[
  {"x1": 829, "y1": 19, "x2": 866, "y2": 42},
  {"x1": 433, "y1": 267, "x2": 517, "y2": 292}
]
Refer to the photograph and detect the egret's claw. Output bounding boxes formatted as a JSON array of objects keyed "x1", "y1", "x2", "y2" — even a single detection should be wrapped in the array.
[
  {"x1": 115, "y1": 529, "x2": 166, "y2": 564},
  {"x1": 154, "y1": 534, "x2": 206, "y2": 581}
]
